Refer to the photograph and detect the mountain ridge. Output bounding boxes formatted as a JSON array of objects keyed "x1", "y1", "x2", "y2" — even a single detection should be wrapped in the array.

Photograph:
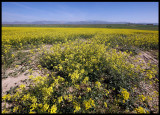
[{"x1": 2, "y1": 20, "x2": 158, "y2": 25}]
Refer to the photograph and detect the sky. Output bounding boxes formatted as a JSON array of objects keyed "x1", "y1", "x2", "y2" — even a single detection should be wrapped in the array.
[{"x1": 2, "y1": 2, "x2": 159, "y2": 23}]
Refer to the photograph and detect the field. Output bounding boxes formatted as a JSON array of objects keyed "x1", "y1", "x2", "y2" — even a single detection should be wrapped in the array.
[
  {"x1": 2, "y1": 24, "x2": 159, "y2": 31},
  {"x1": 2, "y1": 27, "x2": 159, "y2": 113}
]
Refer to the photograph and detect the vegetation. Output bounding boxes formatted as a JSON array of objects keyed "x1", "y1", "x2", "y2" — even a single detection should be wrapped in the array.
[
  {"x1": 2, "y1": 27, "x2": 159, "y2": 114},
  {"x1": 2, "y1": 24, "x2": 158, "y2": 31}
]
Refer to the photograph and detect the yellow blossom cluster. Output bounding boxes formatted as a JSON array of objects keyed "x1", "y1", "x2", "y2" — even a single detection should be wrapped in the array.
[
  {"x1": 119, "y1": 88, "x2": 130, "y2": 103},
  {"x1": 134, "y1": 106, "x2": 149, "y2": 113},
  {"x1": 83, "y1": 98, "x2": 95, "y2": 110}
]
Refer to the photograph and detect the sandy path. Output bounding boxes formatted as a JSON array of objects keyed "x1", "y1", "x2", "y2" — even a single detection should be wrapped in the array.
[{"x1": 2, "y1": 69, "x2": 42, "y2": 96}]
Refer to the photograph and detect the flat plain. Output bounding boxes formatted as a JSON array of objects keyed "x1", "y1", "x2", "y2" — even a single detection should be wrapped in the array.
[{"x1": 2, "y1": 26, "x2": 159, "y2": 113}]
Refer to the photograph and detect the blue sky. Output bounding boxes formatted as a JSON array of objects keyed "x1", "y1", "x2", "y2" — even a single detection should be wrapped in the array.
[{"x1": 2, "y1": 2, "x2": 159, "y2": 23}]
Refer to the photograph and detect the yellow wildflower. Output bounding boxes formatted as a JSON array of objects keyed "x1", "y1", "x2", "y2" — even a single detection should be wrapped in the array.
[
  {"x1": 50, "y1": 104, "x2": 57, "y2": 113},
  {"x1": 87, "y1": 87, "x2": 91, "y2": 92},
  {"x1": 81, "y1": 69, "x2": 85, "y2": 74},
  {"x1": 83, "y1": 98, "x2": 95, "y2": 110},
  {"x1": 38, "y1": 104, "x2": 43, "y2": 108},
  {"x1": 83, "y1": 100, "x2": 91, "y2": 110},
  {"x1": 82, "y1": 77, "x2": 89, "y2": 84},
  {"x1": 64, "y1": 95, "x2": 68, "y2": 100},
  {"x1": 73, "y1": 102, "x2": 81, "y2": 113},
  {"x1": 75, "y1": 84, "x2": 80, "y2": 90},
  {"x1": 2, "y1": 109, "x2": 8, "y2": 114},
  {"x1": 42, "y1": 104, "x2": 49, "y2": 112},
  {"x1": 31, "y1": 96, "x2": 37, "y2": 103},
  {"x1": 58, "y1": 96, "x2": 63, "y2": 103},
  {"x1": 123, "y1": 100, "x2": 125, "y2": 103},
  {"x1": 29, "y1": 110, "x2": 36, "y2": 114},
  {"x1": 135, "y1": 106, "x2": 149, "y2": 113},
  {"x1": 13, "y1": 106, "x2": 19, "y2": 112},
  {"x1": 78, "y1": 95, "x2": 81, "y2": 99},
  {"x1": 19, "y1": 84, "x2": 26, "y2": 89},
  {"x1": 138, "y1": 95, "x2": 146, "y2": 102},
  {"x1": 121, "y1": 88, "x2": 129, "y2": 101},
  {"x1": 104, "y1": 102, "x2": 107, "y2": 108},
  {"x1": 90, "y1": 98, "x2": 95, "y2": 107},
  {"x1": 68, "y1": 94, "x2": 73, "y2": 102},
  {"x1": 105, "y1": 89, "x2": 109, "y2": 96},
  {"x1": 29, "y1": 75, "x2": 34, "y2": 79},
  {"x1": 11, "y1": 54, "x2": 15, "y2": 58},
  {"x1": 95, "y1": 81, "x2": 101, "y2": 88},
  {"x1": 15, "y1": 65, "x2": 19, "y2": 68}
]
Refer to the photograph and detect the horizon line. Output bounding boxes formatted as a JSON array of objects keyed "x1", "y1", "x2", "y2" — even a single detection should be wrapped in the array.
[{"x1": 2, "y1": 20, "x2": 158, "y2": 24}]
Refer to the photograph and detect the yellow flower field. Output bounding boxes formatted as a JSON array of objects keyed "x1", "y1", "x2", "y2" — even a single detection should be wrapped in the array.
[{"x1": 2, "y1": 27, "x2": 159, "y2": 113}]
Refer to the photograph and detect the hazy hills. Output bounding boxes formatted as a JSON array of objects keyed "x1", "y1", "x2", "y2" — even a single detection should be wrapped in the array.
[{"x1": 2, "y1": 20, "x2": 158, "y2": 25}]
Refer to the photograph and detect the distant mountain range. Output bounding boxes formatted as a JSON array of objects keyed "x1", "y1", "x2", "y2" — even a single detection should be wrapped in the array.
[{"x1": 2, "y1": 20, "x2": 158, "y2": 25}]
